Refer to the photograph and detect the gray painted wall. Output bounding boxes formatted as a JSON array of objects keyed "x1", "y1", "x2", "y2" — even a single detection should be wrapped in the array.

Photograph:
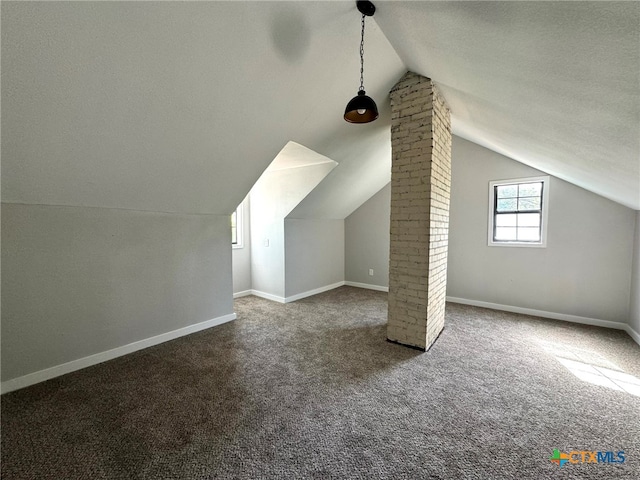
[
  {"x1": 250, "y1": 162, "x2": 335, "y2": 298},
  {"x1": 343, "y1": 136, "x2": 636, "y2": 323},
  {"x1": 1, "y1": 203, "x2": 233, "y2": 381},
  {"x1": 448, "y1": 136, "x2": 634, "y2": 322},
  {"x1": 345, "y1": 183, "x2": 391, "y2": 287},
  {"x1": 630, "y1": 212, "x2": 640, "y2": 333},
  {"x1": 284, "y1": 219, "x2": 345, "y2": 298},
  {"x1": 232, "y1": 196, "x2": 252, "y2": 294}
]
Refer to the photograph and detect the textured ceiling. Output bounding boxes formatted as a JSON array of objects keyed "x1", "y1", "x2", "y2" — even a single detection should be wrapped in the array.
[
  {"x1": 2, "y1": 1, "x2": 639, "y2": 217},
  {"x1": 376, "y1": 1, "x2": 640, "y2": 210}
]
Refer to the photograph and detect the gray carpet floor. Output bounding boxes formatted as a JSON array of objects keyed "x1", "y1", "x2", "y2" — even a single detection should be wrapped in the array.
[{"x1": 1, "y1": 286, "x2": 639, "y2": 479}]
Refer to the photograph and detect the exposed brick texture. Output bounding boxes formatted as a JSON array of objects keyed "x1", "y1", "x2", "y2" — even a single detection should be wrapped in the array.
[{"x1": 387, "y1": 71, "x2": 452, "y2": 351}]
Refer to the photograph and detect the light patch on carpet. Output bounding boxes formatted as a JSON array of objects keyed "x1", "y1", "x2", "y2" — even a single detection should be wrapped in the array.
[{"x1": 541, "y1": 341, "x2": 640, "y2": 397}]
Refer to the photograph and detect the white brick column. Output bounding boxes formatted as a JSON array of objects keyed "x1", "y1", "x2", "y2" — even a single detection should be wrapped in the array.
[{"x1": 387, "y1": 71, "x2": 452, "y2": 351}]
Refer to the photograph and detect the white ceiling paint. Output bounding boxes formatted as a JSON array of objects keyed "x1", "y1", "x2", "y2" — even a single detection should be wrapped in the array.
[
  {"x1": 2, "y1": 1, "x2": 638, "y2": 217},
  {"x1": 288, "y1": 115, "x2": 393, "y2": 219},
  {"x1": 376, "y1": 1, "x2": 640, "y2": 210},
  {"x1": 1, "y1": 1, "x2": 404, "y2": 216},
  {"x1": 266, "y1": 142, "x2": 336, "y2": 172}
]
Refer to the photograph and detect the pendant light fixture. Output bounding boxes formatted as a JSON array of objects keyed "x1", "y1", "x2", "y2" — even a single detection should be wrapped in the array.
[{"x1": 344, "y1": 1, "x2": 378, "y2": 123}]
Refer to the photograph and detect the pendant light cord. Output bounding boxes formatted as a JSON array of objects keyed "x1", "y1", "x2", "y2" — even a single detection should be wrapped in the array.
[{"x1": 359, "y1": 13, "x2": 366, "y2": 92}]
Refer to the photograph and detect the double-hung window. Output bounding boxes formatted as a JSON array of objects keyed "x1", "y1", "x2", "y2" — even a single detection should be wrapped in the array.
[
  {"x1": 231, "y1": 204, "x2": 243, "y2": 248},
  {"x1": 488, "y1": 176, "x2": 549, "y2": 247}
]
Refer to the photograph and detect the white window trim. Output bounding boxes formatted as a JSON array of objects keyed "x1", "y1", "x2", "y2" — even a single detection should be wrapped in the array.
[
  {"x1": 488, "y1": 175, "x2": 550, "y2": 248},
  {"x1": 232, "y1": 203, "x2": 244, "y2": 249}
]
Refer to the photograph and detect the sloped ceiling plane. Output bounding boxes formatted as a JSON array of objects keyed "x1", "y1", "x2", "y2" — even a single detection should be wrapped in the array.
[{"x1": 2, "y1": 2, "x2": 638, "y2": 215}]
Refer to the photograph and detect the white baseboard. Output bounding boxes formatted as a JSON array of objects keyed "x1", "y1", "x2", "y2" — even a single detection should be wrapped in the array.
[
  {"x1": 233, "y1": 290, "x2": 252, "y2": 299},
  {"x1": 1, "y1": 313, "x2": 237, "y2": 394},
  {"x1": 625, "y1": 324, "x2": 640, "y2": 346},
  {"x1": 249, "y1": 282, "x2": 347, "y2": 304},
  {"x1": 445, "y1": 296, "x2": 639, "y2": 344},
  {"x1": 242, "y1": 282, "x2": 387, "y2": 303},
  {"x1": 284, "y1": 281, "x2": 345, "y2": 303},
  {"x1": 345, "y1": 281, "x2": 389, "y2": 292},
  {"x1": 250, "y1": 290, "x2": 286, "y2": 303}
]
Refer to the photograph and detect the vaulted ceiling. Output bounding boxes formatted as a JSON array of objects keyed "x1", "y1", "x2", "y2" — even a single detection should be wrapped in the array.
[
  {"x1": 2, "y1": 2, "x2": 639, "y2": 217},
  {"x1": 376, "y1": 1, "x2": 640, "y2": 210}
]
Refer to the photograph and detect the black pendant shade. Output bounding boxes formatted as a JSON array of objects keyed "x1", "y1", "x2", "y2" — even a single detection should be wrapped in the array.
[
  {"x1": 344, "y1": 1, "x2": 378, "y2": 124},
  {"x1": 344, "y1": 90, "x2": 379, "y2": 123}
]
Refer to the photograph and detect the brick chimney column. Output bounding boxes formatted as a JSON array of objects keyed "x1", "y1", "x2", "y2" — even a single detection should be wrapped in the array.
[{"x1": 387, "y1": 72, "x2": 452, "y2": 351}]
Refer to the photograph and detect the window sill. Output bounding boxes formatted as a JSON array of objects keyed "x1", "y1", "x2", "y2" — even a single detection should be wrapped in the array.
[{"x1": 488, "y1": 241, "x2": 546, "y2": 248}]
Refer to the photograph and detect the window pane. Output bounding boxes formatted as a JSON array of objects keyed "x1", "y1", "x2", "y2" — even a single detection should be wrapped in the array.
[
  {"x1": 231, "y1": 212, "x2": 237, "y2": 244},
  {"x1": 496, "y1": 214, "x2": 517, "y2": 227},
  {"x1": 518, "y1": 197, "x2": 541, "y2": 210},
  {"x1": 518, "y1": 182, "x2": 542, "y2": 197},
  {"x1": 490, "y1": 177, "x2": 548, "y2": 246},
  {"x1": 497, "y1": 198, "x2": 517, "y2": 212},
  {"x1": 495, "y1": 227, "x2": 517, "y2": 241},
  {"x1": 497, "y1": 185, "x2": 517, "y2": 198},
  {"x1": 517, "y1": 227, "x2": 541, "y2": 241},
  {"x1": 518, "y1": 213, "x2": 540, "y2": 227}
]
